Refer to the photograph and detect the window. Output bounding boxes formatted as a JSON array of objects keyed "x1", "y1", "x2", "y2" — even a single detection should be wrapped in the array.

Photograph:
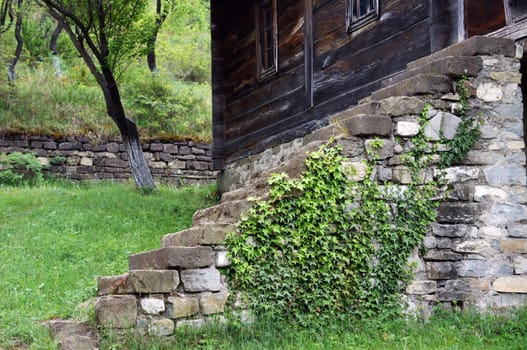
[
  {"x1": 346, "y1": 0, "x2": 379, "y2": 32},
  {"x1": 256, "y1": 0, "x2": 278, "y2": 80}
]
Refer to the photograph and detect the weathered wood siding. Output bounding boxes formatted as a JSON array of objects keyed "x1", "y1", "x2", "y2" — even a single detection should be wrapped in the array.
[{"x1": 212, "y1": 0, "x2": 527, "y2": 166}]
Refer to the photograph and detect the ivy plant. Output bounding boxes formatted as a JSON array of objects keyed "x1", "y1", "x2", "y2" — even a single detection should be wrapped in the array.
[{"x1": 226, "y1": 78, "x2": 480, "y2": 321}]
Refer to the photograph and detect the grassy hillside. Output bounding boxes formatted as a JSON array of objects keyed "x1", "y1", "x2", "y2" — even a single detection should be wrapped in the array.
[{"x1": 0, "y1": 0, "x2": 212, "y2": 142}]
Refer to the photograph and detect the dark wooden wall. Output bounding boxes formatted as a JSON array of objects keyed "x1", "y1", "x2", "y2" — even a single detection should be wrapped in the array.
[{"x1": 213, "y1": 0, "x2": 515, "y2": 166}]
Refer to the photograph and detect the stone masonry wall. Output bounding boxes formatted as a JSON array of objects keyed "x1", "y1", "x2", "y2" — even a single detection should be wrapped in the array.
[
  {"x1": 219, "y1": 39, "x2": 527, "y2": 314},
  {"x1": 85, "y1": 37, "x2": 527, "y2": 343},
  {"x1": 0, "y1": 135, "x2": 217, "y2": 185}
]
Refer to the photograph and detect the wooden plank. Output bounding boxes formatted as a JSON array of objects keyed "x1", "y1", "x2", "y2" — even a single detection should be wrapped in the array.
[
  {"x1": 211, "y1": 0, "x2": 226, "y2": 170},
  {"x1": 430, "y1": 0, "x2": 462, "y2": 52},
  {"x1": 305, "y1": 0, "x2": 314, "y2": 109},
  {"x1": 313, "y1": 19, "x2": 430, "y2": 105}
]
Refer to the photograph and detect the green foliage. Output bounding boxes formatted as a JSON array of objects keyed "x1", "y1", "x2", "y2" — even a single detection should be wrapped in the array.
[
  {"x1": 0, "y1": 152, "x2": 45, "y2": 186},
  {"x1": 440, "y1": 77, "x2": 481, "y2": 168},
  {"x1": 226, "y1": 143, "x2": 439, "y2": 320},
  {"x1": 0, "y1": 181, "x2": 218, "y2": 348}
]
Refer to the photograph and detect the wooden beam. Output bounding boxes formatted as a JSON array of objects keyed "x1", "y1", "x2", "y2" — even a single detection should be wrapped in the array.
[{"x1": 304, "y1": 0, "x2": 314, "y2": 109}]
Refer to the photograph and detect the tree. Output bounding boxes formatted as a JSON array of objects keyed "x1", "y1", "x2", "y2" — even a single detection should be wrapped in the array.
[
  {"x1": 7, "y1": 0, "x2": 22, "y2": 81},
  {"x1": 147, "y1": 0, "x2": 175, "y2": 72},
  {"x1": 36, "y1": 0, "x2": 156, "y2": 189}
]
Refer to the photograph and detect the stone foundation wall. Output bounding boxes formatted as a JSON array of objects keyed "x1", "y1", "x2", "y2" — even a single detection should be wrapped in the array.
[
  {"x1": 0, "y1": 135, "x2": 217, "y2": 185},
  {"x1": 219, "y1": 42, "x2": 527, "y2": 313}
]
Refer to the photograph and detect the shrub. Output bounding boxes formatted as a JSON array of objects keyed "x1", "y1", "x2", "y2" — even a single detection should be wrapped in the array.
[{"x1": 0, "y1": 152, "x2": 45, "y2": 186}]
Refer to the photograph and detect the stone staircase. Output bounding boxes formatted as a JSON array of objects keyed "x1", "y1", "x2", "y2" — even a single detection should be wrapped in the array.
[{"x1": 54, "y1": 36, "x2": 527, "y2": 347}]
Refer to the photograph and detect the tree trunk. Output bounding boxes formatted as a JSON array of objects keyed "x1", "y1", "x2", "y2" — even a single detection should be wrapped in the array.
[
  {"x1": 100, "y1": 67, "x2": 156, "y2": 189},
  {"x1": 50, "y1": 22, "x2": 63, "y2": 77},
  {"x1": 7, "y1": 0, "x2": 22, "y2": 82},
  {"x1": 146, "y1": 36, "x2": 158, "y2": 72},
  {"x1": 122, "y1": 118, "x2": 156, "y2": 189}
]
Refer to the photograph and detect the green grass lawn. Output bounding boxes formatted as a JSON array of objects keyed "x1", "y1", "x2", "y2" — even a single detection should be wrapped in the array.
[
  {"x1": 1, "y1": 181, "x2": 526, "y2": 350},
  {"x1": 0, "y1": 181, "x2": 217, "y2": 349}
]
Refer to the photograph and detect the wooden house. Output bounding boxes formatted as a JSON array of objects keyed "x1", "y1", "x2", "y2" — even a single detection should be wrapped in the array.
[{"x1": 211, "y1": 0, "x2": 527, "y2": 168}]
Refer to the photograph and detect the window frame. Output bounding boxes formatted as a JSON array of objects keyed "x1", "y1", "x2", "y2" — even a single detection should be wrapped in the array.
[
  {"x1": 256, "y1": 0, "x2": 278, "y2": 80},
  {"x1": 346, "y1": 0, "x2": 380, "y2": 33}
]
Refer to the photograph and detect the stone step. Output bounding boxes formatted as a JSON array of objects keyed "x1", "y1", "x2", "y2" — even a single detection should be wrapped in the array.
[
  {"x1": 97, "y1": 270, "x2": 180, "y2": 295},
  {"x1": 161, "y1": 223, "x2": 235, "y2": 247},
  {"x1": 220, "y1": 178, "x2": 269, "y2": 201},
  {"x1": 407, "y1": 36, "x2": 516, "y2": 70},
  {"x1": 335, "y1": 114, "x2": 393, "y2": 137},
  {"x1": 381, "y1": 56, "x2": 483, "y2": 88},
  {"x1": 369, "y1": 74, "x2": 452, "y2": 101},
  {"x1": 328, "y1": 101, "x2": 381, "y2": 125},
  {"x1": 192, "y1": 199, "x2": 251, "y2": 226},
  {"x1": 129, "y1": 246, "x2": 215, "y2": 270}
]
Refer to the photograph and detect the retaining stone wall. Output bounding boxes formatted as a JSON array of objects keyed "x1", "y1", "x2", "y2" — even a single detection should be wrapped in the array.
[{"x1": 0, "y1": 135, "x2": 217, "y2": 185}]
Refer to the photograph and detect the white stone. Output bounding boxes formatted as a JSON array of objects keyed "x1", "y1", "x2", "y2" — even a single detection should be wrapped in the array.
[
  {"x1": 215, "y1": 250, "x2": 230, "y2": 267},
  {"x1": 38, "y1": 157, "x2": 50, "y2": 166},
  {"x1": 141, "y1": 298, "x2": 165, "y2": 315},
  {"x1": 395, "y1": 121, "x2": 420, "y2": 137},
  {"x1": 98, "y1": 152, "x2": 116, "y2": 159},
  {"x1": 478, "y1": 226, "x2": 508, "y2": 238},
  {"x1": 513, "y1": 256, "x2": 527, "y2": 275},
  {"x1": 149, "y1": 161, "x2": 167, "y2": 169},
  {"x1": 507, "y1": 141, "x2": 525, "y2": 150},
  {"x1": 439, "y1": 167, "x2": 480, "y2": 184},
  {"x1": 476, "y1": 83, "x2": 503, "y2": 102},
  {"x1": 503, "y1": 83, "x2": 522, "y2": 104},
  {"x1": 80, "y1": 157, "x2": 93, "y2": 166},
  {"x1": 474, "y1": 186, "x2": 508, "y2": 202},
  {"x1": 453, "y1": 240, "x2": 493, "y2": 257},
  {"x1": 406, "y1": 280, "x2": 437, "y2": 295},
  {"x1": 493, "y1": 276, "x2": 527, "y2": 293}
]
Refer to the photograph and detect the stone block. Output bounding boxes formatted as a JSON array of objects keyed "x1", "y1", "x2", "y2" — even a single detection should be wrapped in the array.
[
  {"x1": 431, "y1": 224, "x2": 477, "y2": 238},
  {"x1": 476, "y1": 82, "x2": 503, "y2": 102},
  {"x1": 342, "y1": 161, "x2": 368, "y2": 181},
  {"x1": 168, "y1": 160, "x2": 186, "y2": 169},
  {"x1": 455, "y1": 260, "x2": 491, "y2": 278},
  {"x1": 493, "y1": 276, "x2": 527, "y2": 293},
  {"x1": 193, "y1": 200, "x2": 251, "y2": 226},
  {"x1": 342, "y1": 114, "x2": 393, "y2": 137},
  {"x1": 426, "y1": 262, "x2": 457, "y2": 279},
  {"x1": 395, "y1": 121, "x2": 420, "y2": 137},
  {"x1": 489, "y1": 71, "x2": 522, "y2": 84},
  {"x1": 106, "y1": 142, "x2": 120, "y2": 153},
  {"x1": 482, "y1": 204, "x2": 527, "y2": 226},
  {"x1": 492, "y1": 293, "x2": 527, "y2": 308},
  {"x1": 200, "y1": 291, "x2": 230, "y2": 315},
  {"x1": 176, "y1": 318, "x2": 206, "y2": 329},
  {"x1": 216, "y1": 250, "x2": 230, "y2": 267},
  {"x1": 150, "y1": 143, "x2": 163, "y2": 152},
  {"x1": 370, "y1": 74, "x2": 451, "y2": 101},
  {"x1": 179, "y1": 146, "x2": 191, "y2": 155},
  {"x1": 500, "y1": 239, "x2": 527, "y2": 254},
  {"x1": 424, "y1": 112, "x2": 461, "y2": 141},
  {"x1": 181, "y1": 266, "x2": 223, "y2": 292},
  {"x1": 128, "y1": 270, "x2": 179, "y2": 294},
  {"x1": 377, "y1": 96, "x2": 425, "y2": 116},
  {"x1": 95, "y1": 295, "x2": 137, "y2": 329},
  {"x1": 440, "y1": 167, "x2": 480, "y2": 184},
  {"x1": 453, "y1": 240, "x2": 493, "y2": 258},
  {"x1": 513, "y1": 256, "x2": 527, "y2": 275},
  {"x1": 59, "y1": 142, "x2": 82, "y2": 150},
  {"x1": 436, "y1": 203, "x2": 483, "y2": 224},
  {"x1": 365, "y1": 139, "x2": 394, "y2": 160},
  {"x1": 437, "y1": 279, "x2": 475, "y2": 301},
  {"x1": 97, "y1": 274, "x2": 132, "y2": 296},
  {"x1": 424, "y1": 250, "x2": 462, "y2": 261},
  {"x1": 484, "y1": 166, "x2": 526, "y2": 186},
  {"x1": 129, "y1": 248, "x2": 167, "y2": 270},
  {"x1": 164, "y1": 144, "x2": 178, "y2": 154},
  {"x1": 406, "y1": 280, "x2": 437, "y2": 295},
  {"x1": 141, "y1": 297, "x2": 165, "y2": 315},
  {"x1": 474, "y1": 186, "x2": 508, "y2": 202},
  {"x1": 149, "y1": 319, "x2": 174, "y2": 336},
  {"x1": 162, "y1": 228, "x2": 203, "y2": 247},
  {"x1": 167, "y1": 296, "x2": 200, "y2": 319},
  {"x1": 58, "y1": 335, "x2": 98, "y2": 350},
  {"x1": 166, "y1": 246, "x2": 215, "y2": 269}
]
